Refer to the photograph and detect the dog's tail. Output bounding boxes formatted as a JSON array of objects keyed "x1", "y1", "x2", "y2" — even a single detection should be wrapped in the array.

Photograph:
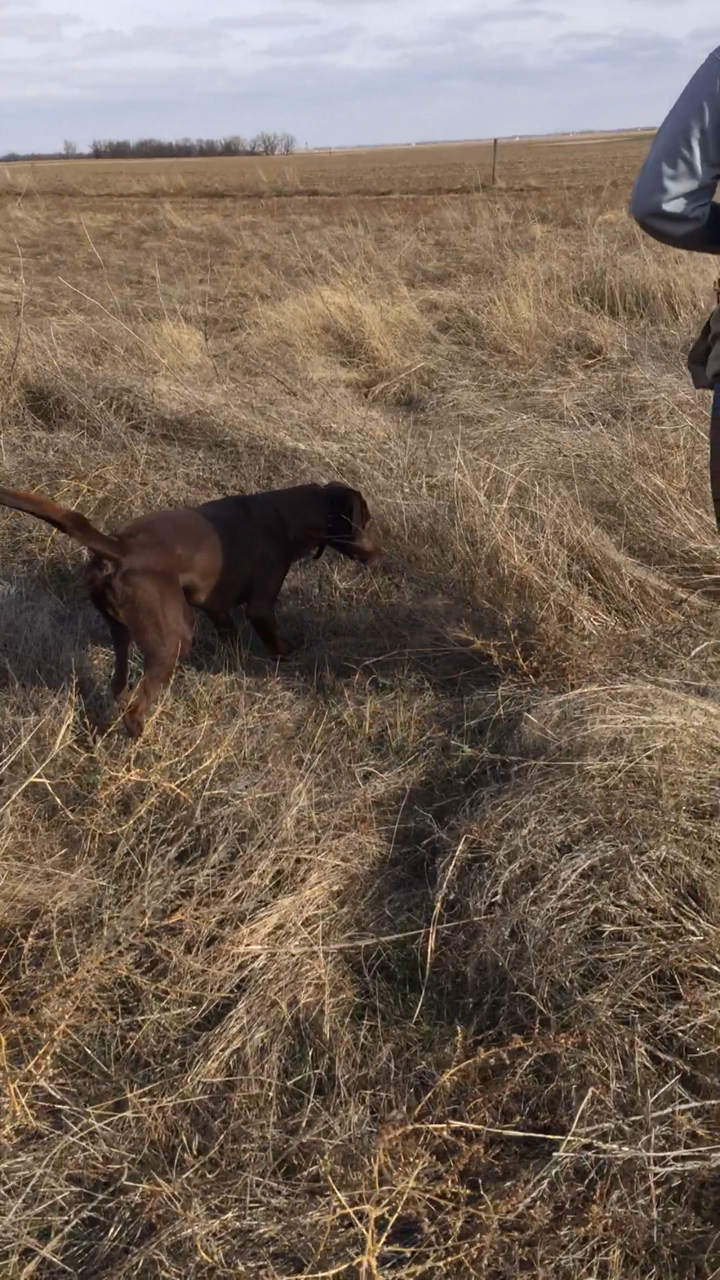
[{"x1": 0, "y1": 485, "x2": 123, "y2": 561}]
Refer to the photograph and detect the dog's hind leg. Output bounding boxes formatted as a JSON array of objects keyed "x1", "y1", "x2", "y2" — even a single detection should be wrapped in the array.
[
  {"x1": 119, "y1": 573, "x2": 194, "y2": 739},
  {"x1": 107, "y1": 617, "x2": 131, "y2": 701},
  {"x1": 87, "y1": 580, "x2": 132, "y2": 705}
]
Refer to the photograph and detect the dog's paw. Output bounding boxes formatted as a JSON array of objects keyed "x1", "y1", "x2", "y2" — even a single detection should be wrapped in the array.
[{"x1": 122, "y1": 708, "x2": 145, "y2": 740}]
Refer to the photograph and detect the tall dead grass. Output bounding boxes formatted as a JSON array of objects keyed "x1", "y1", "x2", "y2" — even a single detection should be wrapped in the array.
[{"x1": 1, "y1": 171, "x2": 720, "y2": 1277}]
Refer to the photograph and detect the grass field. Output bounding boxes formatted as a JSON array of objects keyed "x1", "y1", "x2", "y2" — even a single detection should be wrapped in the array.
[
  {"x1": 1, "y1": 132, "x2": 653, "y2": 200},
  {"x1": 2, "y1": 136, "x2": 720, "y2": 1277}
]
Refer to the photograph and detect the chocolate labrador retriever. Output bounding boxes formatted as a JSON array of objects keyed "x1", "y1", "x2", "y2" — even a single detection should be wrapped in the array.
[{"x1": 0, "y1": 481, "x2": 382, "y2": 737}]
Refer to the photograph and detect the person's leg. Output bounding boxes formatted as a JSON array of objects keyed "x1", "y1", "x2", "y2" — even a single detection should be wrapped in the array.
[{"x1": 710, "y1": 384, "x2": 720, "y2": 532}]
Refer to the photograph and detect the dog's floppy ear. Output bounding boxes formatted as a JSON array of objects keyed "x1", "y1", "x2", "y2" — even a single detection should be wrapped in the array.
[
  {"x1": 345, "y1": 487, "x2": 369, "y2": 538},
  {"x1": 324, "y1": 482, "x2": 368, "y2": 541}
]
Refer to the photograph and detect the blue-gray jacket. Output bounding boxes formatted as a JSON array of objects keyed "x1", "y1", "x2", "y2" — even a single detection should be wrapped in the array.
[{"x1": 631, "y1": 47, "x2": 720, "y2": 252}]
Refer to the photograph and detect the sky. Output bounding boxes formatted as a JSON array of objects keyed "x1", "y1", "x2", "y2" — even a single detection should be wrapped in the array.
[{"x1": 1, "y1": 0, "x2": 719, "y2": 153}]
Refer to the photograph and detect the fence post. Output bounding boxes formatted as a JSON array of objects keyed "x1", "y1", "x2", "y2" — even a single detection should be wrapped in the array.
[{"x1": 492, "y1": 137, "x2": 499, "y2": 186}]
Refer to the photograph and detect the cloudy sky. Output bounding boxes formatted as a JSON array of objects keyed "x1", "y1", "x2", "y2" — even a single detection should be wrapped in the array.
[{"x1": 2, "y1": 0, "x2": 719, "y2": 153}]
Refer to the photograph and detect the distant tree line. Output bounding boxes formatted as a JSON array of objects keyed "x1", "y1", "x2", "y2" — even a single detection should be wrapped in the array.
[
  {"x1": 89, "y1": 133, "x2": 297, "y2": 159},
  {"x1": 0, "y1": 133, "x2": 297, "y2": 163},
  {"x1": 1, "y1": 149, "x2": 66, "y2": 162}
]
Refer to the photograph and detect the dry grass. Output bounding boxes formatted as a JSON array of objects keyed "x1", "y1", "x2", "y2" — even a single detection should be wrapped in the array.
[
  {"x1": 2, "y1": 139, "x2": 720, "y2": 1277},
  {"x1": 1, "y1": 132, "x2": 651, "y2": 200}
]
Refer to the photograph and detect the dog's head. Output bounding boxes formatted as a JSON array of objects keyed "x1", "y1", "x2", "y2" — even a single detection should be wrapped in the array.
[{"x1": 320, "y1": 482, "x2": 382, "y2": 567}]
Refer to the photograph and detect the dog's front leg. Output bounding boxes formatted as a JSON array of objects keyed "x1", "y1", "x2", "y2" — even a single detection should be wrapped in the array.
[
  {"x1": 203, "y1": 607, "x2": 235, "y2": 641},
  {"x1": 245, "y1": 598, "x2": 291, "y2": 658}
]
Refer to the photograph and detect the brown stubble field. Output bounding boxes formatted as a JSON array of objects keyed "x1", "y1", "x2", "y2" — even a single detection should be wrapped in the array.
[
  {"x1": 2, "y1": 135, "x2": 720, "y2": 1277},
  {"x1": 1, "y1": 130, "x2": 654, "y2": 199}
]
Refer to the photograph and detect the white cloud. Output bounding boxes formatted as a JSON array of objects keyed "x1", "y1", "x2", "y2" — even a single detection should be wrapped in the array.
[
  {"x1": 2, "y1": 0, "x2": 720, "y2": 151},
  {"x1": 5, "y1": 8, "x2": 81, "y2": 40},
  {"x1": 263, "y1": 23, "x2": 363, "y2": 57}
]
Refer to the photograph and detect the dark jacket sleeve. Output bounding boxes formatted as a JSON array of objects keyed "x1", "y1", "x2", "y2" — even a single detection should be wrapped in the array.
[{"x1": 630, "y1": 47, "x2": 720, "y2": 252}]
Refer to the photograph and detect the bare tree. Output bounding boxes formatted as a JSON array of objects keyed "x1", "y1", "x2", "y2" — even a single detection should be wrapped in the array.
[
  {"x1": 255, "y1": 131, "x2": 280, "y2": 156},
  {"x1": 87, "y1": 131, "x2": 296, "y2": 161},
  {"x1": 63, "y1": 140, "x2": 78, "y2": 158},
  {"x1": 221, "y1": 135, "x2": 248, "y2": 156}
]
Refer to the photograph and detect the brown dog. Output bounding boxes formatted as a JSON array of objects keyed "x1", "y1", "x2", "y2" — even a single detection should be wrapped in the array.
[{"x1": 0, "y1": 481, "x2": 382, "y2": 737}]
